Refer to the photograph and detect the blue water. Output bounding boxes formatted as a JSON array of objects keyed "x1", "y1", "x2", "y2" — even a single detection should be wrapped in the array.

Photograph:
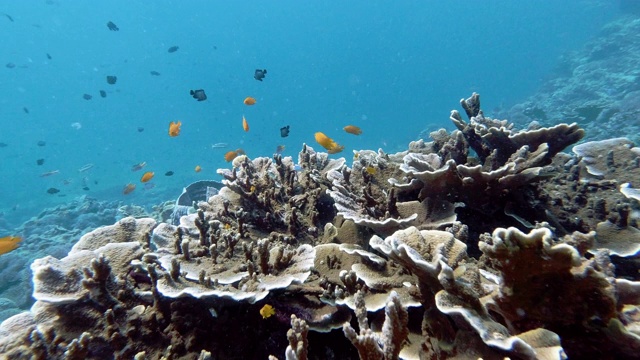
[{"x1": 0, "y1": 0, "x2": 620, "y2": 227}]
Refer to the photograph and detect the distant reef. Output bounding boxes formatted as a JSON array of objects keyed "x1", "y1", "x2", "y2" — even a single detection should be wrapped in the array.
[{"x1": 498, "y1": 15, "x2": 640, "y2": 145}]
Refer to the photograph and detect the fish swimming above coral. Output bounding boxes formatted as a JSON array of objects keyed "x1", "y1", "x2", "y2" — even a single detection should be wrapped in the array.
[
  {"x1": 343, "y1": 125, "x2": 362, "y2": 135},
  {"x1": 254, "y1": 69, "x2": 267, "y2": 81},
  {"x1": 243, "y1": 97, "x2": 256, "y2": 106},
  {"x1": 242, "y1": 115, "x2": 249, "y2": 132},
  {"x1": 0, "y1": 236, "x2": 21, "y2": 256},
  {"x1": 131, "y1": 162, "x2": 146, "y2": 172},
  {"x1": 167, "y1": 45, "x2": 179, "y2": 53},
  {"x1": 106, "y1": 75, "x2": 117, "y2": 85},
  {"x1": 314, "y1": 131, "x2": 344, "y2": 154},
  {"x1": 140, "y1": 171, "x2": 154, "y2": 183},
  {"x1": 280, "y1": 125, "x2": 290, "y2": 138},
  {"x1": 122, "y1": 183, "x2": 135, "y2": 195},
  {"x1": 106, "y1": 21, "x2": 119, "y2": 31},
  {"x1": 259, "y1": 304, "x2": 275, "y2": 319},
  {"x1": 168, "y1": 121, "x2": 181, "y2": 137},
  {"x1": 190, "y1": 89, "x2": 207, "y2": 101}
]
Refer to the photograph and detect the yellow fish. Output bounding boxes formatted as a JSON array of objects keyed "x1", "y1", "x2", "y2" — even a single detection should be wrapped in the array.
[
  {"x1": 260, "y1": 304, "x2": 275, "y2": 319},
  {"x1": 0, "y1": 236, "x2": 21, "y2": 255}
]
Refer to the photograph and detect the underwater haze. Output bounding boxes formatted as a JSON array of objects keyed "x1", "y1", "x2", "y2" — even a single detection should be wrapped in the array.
[{"x1": 0, "y1": 0, "x2": 619, "y2": 227}]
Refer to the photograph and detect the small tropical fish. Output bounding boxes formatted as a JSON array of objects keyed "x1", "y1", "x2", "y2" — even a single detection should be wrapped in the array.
[
  {"x1": 140, "y1": 171, "x2": 155, "y2": 183},
  {"x1": 40, "y1": 170, "x2": 59, "y2": 177},
  {"x1": 47, "y1": 187, "x2": 60, "y2": 194},
  {"x1": 37, "y1": 140, "x2": 46, "y2": 146},
  {"x1": 23, "y1": 107, "x2": 29, "y2": 114},
  {"x1": 365, "y1": 166, "x2": 377, "y2": 175},
  {"x1": 343, "y1": 125, "x2": 362, "y2": 135},
  {"x1": 0, "y1": 236, "x2": 21, "y2": 256},
  {"x1": 137, "y1": 127, "x2": 144, "y2": 132},
  {"x1": 167, "y1": 45, "x2": 179, "y2": 53},
  {"x1": 224, "y1": 150, "x2": 238, "y2": 162},
  {"x1": 242, "y1": 115, "x2": 249, "y2": 132},
  {"x1": 3, "y1": 13, "x2": 14, "y2": 22},
  {"x1": 243, "y1": 97, "x2": 256, "y2": 106},
  {"x1": 123, "y1": 183, "x2": 136, "y2": 195},
  {"x1": 36, "y1": 159, "x2": 44, "y2": 165},
  {"x1": 190, "y1": 89, "x2": 207, "y2": 101},
  {"x1": 235, "y1": 148, "x2": 246, "y2": 155},
  {"x1": 165, "y1": 171, "x2": 174, "y2": 176},
  {"x1": 314, "y1": 132, "x2": 344, "y2": 154},
  {"x1": 169, "y1": 121, "x2": 181, "y2": 137},
  {"x1": 280, "y1": 125, "x2": 290, "y2": 138},
  {"x1": 71, "y1": 122, "x2": 82, "y2": 130},
  {"x1": 144, "y1": 183, "x2": 156, "y2": 190},
  {"x1": 211, "y1": 142, "x2": 228, "y2": 149},
  {"x1": 131, "y1": 162, "x2": 146, "y2": 171},
  {"x1": 150, "y1": 71, "x2": 161, "y2": 76},
  {"x1": 78, "y1": 163, "x2": 94, "y2": 172},
  {"x1": 195, "y1": 165, "x2": 202, "y2": 172},
  {"x1": 254, "y1": 69, "x2": 267, "y2": 81},
  {"x1": 0, "y1": 143, "x2": 7, "y2": 147},
  {"x1": 259, "y1": 304, "x2": 275, "y2": 319},
  {"x1": 46, "y1": 53, "x2": 52, "y2": 60},
  {"x1": 99, "y1": 90, "x2": 107, "y2": 98},
  {"x1": 106, "y1": 21, "x2": 119, "y2": 31},
  {"x1": 106, "y1": 75, "x2": 117, "y2": 85},
  {"x1": 275, "y1": 145, "x2": 285, "y2": 154},
  {"x1": 83, "y1": 94, "x2": 92, "y2": 100}
]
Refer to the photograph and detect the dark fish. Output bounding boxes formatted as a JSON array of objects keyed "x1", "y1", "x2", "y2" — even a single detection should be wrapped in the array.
[
  {"x1": 254, "y1": 69, "x2": 267, "y2": 81},
  {"x1": 6, "y1": 63, "x2": 15, "y2": 69},
  {"x1": 46, "y1": 53, "x2": 52, "y2": 60},
  {"x1": 36, "y1": 159, "x2": 44, "y2": 165},
  {"x1": 83, "y1": 94, "x2": 92, "y2": 100},
  {"x1": 280, "y1": 125, "x2": 290, "y2": 138},
  {"x1": 0, "y1": 143, "x2": 7, "y2": 148},
  {"x1": 106, "y1": 75, "x2": 117, "y2": 84},
  {"x1": 37, "y1": 140, "x2": 46, "y2": 147},
  {"x1": 190, "y1": 89, "x2": 207, "y2": 101},
  {"x1": 82, "y1": 186, "x2": 90, "y2": 191},
  {"x1": 137, "y1": 127, "x2": 144, "y2": 132},
  {"x1": 150, "y1": 71, "x2": 161, "y2": 76},
  {"x1": 3, "y1": 13, "x2": 13, "y2": 22},
  {"x1": 47, "y1": 187, "x2": 60, "y2": 194},
  {"x1": 99, "y1": 90, "x2": 107, "y2": 98},
  {"x1": 23, "y1": 107, "x2": 29, "y2": 114},
  {"x1": 167, "y1": 46, "x2": 179, "y2": 53},
  {"x1": 165, "y1": 171, "x2": 174, "y2": 176},
  {"x1": 107, "y1": 21, "x2": 119, "y2": 31}
]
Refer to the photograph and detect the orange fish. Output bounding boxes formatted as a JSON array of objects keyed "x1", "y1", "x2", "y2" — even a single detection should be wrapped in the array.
[
  {"x1": 123, "y1": 183, "x2": 136, "y2": 195},
  {"x1": 243, "y1": 97, "x2": 257, "y2": 106},
  {"x1": 224, "y1": 150, "x2": 238, "y2": 162},
  {"x1": 168, "y1": 121, "x2": 181, "y2": 137},
  {"x1": 0, "y1": 236, "x2": 21, "y2": 255},
  {"x1": 242, "y1": 115, "x2": 249, "y2": 132},
  {"x1": 195, "y1": 165, "x2": 202, "y2": 172},
  {"x1": 343, "y1": 125, "x2": 362, "y2": 135},
  {"x1": 140, "y1": 171, "x2": 155, "y2": 183},
  {"x1": 314, "y1": 132, "x2": 344, "y2": 154}
]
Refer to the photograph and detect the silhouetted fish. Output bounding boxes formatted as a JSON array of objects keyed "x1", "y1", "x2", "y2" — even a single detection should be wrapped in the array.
[
  {"x1": 137, "y1": 127, "x2": 144, "y2": 132},
  {"x1": 190, "y1": 89, "x2": 207, "y2": 101},
  {"x1": 37, "y1": 140, "x2": 46, "y2": 146},
  {"x1": 107, "y1": 21, "x2": 119, "y2": 31},
  {"x1": 46, "y1": 53, "x2": 52, "y2": 60},
  {"x1": 23, "y1": 107, "x2": 29, "y2": 114},
  {"x1": 47, "y1": 187, "x2": 60, "y2": 194},
  {"x1": 5, "y1": 63, "x2": 15, "y2": 69},
  {"x1": 82, "y1": 186, "x2": 90, "y2": 191},
  {"x1": 99, "y1": 90, "x2": 107, "y2": 98},
  {"x1": 150, "y1": 71, "x2": 161, "y2": 76},
  {"x1": 106, "y1": 75, "x2": 117, "y2": 84},
  {"x1": 168, "y1": 46, "x2": 179, "y2": 53},
  {"x1": 280, "y1": 125, "x2": 290, "y2": 138},
  {"x1": 0, "y1": 143, "x2": 7, "y2": 148},
  {"x1": 3, "y1": 13, "x2": 13, "y2": 22},
  {"x1": 36, "y1": 159, "x2": 44, "y2": 165},
  {"x1": 83, "y1": 94, "x2": 92, "y2": 100},
  {"x1": 165, "y1": 171, "x2": 174, "y2": 176},
  {"x1": 254, "y1": 69, "x2": 267, "y2": 81}
]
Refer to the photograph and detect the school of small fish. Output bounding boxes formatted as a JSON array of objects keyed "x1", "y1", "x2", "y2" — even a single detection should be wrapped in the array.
[{"x1": 9, "y1": 28, "x2": 365, "y2": 205}]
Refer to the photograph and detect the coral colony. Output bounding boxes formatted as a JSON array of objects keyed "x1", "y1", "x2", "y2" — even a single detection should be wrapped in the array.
[{"x1": 1, "y1": 94, "x2": 640, "y2": 359}]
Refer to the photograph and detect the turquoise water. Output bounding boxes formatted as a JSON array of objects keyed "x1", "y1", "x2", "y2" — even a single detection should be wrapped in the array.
[{"x1": 0, "y1": 0, "x2": 619, "y2": 227}]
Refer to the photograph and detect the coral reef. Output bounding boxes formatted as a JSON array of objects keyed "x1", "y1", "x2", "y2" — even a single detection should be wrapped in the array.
[{"x1": 1, "y1": 93, "x2": 639, "y2": 359}]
